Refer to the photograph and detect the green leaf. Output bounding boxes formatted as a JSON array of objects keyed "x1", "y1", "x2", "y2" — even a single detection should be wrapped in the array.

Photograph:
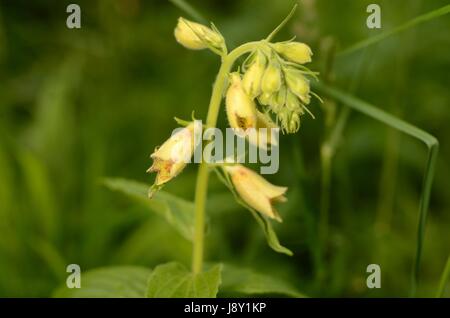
[
  {"x1": 249, "y1": 209, "x2": 293, "y2": 256},
  {"x1": 53, "y1": 266, "x2": 152, "y2": 298},
  {"x1": 146, "y1": 262, "x2": 222, "y2": 298},
  {"x1": 220, "y1": 264, "x2": 304, "y2": 297},
  {"x1": 103, "y1": 178, "x2": 195, "y2": 241}
]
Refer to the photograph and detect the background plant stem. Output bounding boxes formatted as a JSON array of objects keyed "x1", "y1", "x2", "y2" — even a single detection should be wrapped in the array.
[
  {"x1": 192, "y1": 42, "x2": 259, "y2": 274},
  {"x1": 316, "y1": 43, "x2": 366, "y2": 290},
  {"x1": 436, "y1": 256, "x2": 450, "y2": 297},
  {"x1": 313, "y1": 81, "x2": 439, "y2": 296}
]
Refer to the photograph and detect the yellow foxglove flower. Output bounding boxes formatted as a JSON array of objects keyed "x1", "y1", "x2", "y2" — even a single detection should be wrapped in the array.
[
  {"x1": 174, "y1": 17, "x2": 223, "y2": 50},
  {"x1": 225, "y1": 165, "x2": 287, "y2": 222},
  {"x1": 147, "y1": 122, "x2": 196, "y2": 192},
  {"x1": 242, "y1": 50, "x2": 267, "y2": 98},
  {"x1": 261, "y1": 58, "x2": 282, "y2": 95},
  {"x1": 226, "y1": 73, "x2": 257, "y2": 131},
  {"x1": 273, "y1": 42, "x2": 312, "y2": 64}
]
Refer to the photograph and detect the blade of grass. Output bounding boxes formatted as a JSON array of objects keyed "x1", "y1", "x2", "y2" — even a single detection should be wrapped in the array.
[
  {"x1": 29, "y1": 237, "x2": 67, "y2": 281},
  {"x1": 338, "y1": 4, "x2": 450, "y2": 57},
  {"x1": 313, "y1": 81, "x2": 439, "y2": 297},
  {"x1": 169, "y1": 0, "x2": 207, "y2": 24},
  {"x1": 436, "y1": 256, "x2": 450, "y2": 297},
  {"x1": 315, "y1": 38, "x2": 339, "y2": 289}
]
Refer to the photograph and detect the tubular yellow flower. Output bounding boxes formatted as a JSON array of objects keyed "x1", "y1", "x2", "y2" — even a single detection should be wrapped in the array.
[
  {"x1": 225, "y1": 165, "x2": 287, "y2": 222},
  {"x1": 273, "y1": 42, "x2": 312, "y2": 64},
  {"x1": 242, "y1": 50, "x2": 267, "y2": 98},
  {"x1": 147, "y1": 122, "x2": 196, "y2": 191},
  {"x1": 174, "y1": 17, "x2": 223, "y2": 50},
  {"x1": 226, "y1": 72, "x2": 257, "y2": 131}
]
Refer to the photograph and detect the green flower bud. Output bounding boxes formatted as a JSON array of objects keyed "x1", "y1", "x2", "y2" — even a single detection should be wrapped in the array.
[
  {"x1": 258, "y1": 92, "x2": 275, "y2": 107},
  {"x1": 273, "y1": 42, "x2": 312, "y2": 64},
  {"x1": 288, "y1": 112, "x2": 301, "y2": 133},
  {"x1": 278, "y1": 108, "x2": 289, "y2": 129},
  {"x1": 284, "y1": 67, "x2": 310, "y2": 104},
  {"x1": 261, "y1": 58, "x2": 282, "y2": 95},
  {"x1": 285, "y1": 91, "x2": 301, "y2": 112},
  {"x1": 273, "y1": 85, "x2": 287, "y2": 111},
  {"x1": 174, "y1": 17, "x2": 224, "y2": 51},
  {"x1": 242, "y1": 50, "x2": 267, "y2": 98}
]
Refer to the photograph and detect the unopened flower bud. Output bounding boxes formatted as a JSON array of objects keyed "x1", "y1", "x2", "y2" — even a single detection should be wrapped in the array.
[
  {"x1": 288, "y1": 112, "x2": 301, "y2": 133},
  {"x1": 147, "y1": 122, "x2": 197, "y2": 191},
  {"x1": 261, "y1": 58, "x2": 282, "y2": 95},
  {"x1": 174, "y1": 17, "x2": 224, "y2": 51},
  {"x1": 248, "y1": 111, "x2": 279, "y2": 149},
  {"x1": 279, "y1": 93, "x2": 304, "y2": 133},
  {"x1": 285, "y1": 91, "x2": 301, "y2": 112},
  {"x1": 277, "y1": 108, "x2": 290, "y2": 132},
  {"x1": 273, "y1": 42, "x2": 312, "y2": 64},
  {"x1": 272, "y1": 85, "x2": 287, "y2": 112},
  {"x1": 242, "y1": 50, "x2": 267, "y2": 98},
  {"x1": 284, "y1": 68, "x2": 310, "y2": 103},
  {"x1": 258, "y1": 92, "x2": 275, "y2": 107},
  {"x1": 226, "y1": 73, "x2": 257, "y2": 131},
  {"x1": 224, "y1": 165, "x2": 287, "y2": 222}
]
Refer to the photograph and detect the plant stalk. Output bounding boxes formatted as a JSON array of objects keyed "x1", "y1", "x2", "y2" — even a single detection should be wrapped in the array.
[
  {"x1": 313, "y1": 81, "x2": 439, "y2": 296},
  {"x1": 192, "y1": 42, "x2": 259, "y2": 274},
  {"x1": 436, "y1": 255, "x2": 450, "y2": 297}
]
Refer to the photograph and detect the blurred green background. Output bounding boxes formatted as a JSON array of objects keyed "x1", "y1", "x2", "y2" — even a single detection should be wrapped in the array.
[{"x1": 0, "y1": 0, "x2": 449, "y2": 297}]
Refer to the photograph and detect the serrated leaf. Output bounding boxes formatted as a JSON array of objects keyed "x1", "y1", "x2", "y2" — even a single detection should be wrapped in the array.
[
  {"x1": 221, "y1": 264, "x2": 304, "y2": 297},
  {"x1": 53, "y1": 266, "x2": 151, "y2": 298},
  {"x1": 103, "y1": 178, "x2": 195, "y2": 241},
  {"x1": 146, "y1": 262, "x2": 222, "y2": 298}
]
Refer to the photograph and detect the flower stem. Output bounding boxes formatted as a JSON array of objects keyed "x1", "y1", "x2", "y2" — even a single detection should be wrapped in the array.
[{"x1": 192, "y1": 42, "x2": 259, "y2": 274}]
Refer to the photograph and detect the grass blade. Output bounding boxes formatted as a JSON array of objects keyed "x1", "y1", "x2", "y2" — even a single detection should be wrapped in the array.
[
  {"x1": 338, "y1": 4, "x2": 450, "y2": 56},
  {"x1": 436, "y1": 256, "x2": 450, "y2": 297},
  {"x1": 313, "y1": 81, "x2": 439, "y2": 296},
  {"x1": 169, "y1": 0, "x2": 207, "y2": 23}
]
